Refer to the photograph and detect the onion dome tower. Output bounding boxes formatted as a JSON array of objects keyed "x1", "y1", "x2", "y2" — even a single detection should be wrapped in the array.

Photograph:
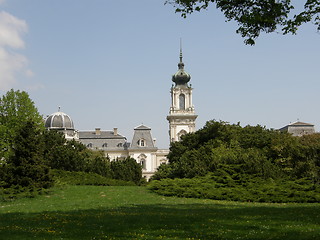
[
  {"x1": 167, "y1": 44, "x2": 197, "y2": 143},
  {"x1": 44, "y1": 108, "x2": 79, "y2": 140},
  {"x1": 172, "y1": 49, "x2": 191, "y2": 86}
]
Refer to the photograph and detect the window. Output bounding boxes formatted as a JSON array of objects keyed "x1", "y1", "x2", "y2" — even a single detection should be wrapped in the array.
[
  {"x1": 138, "y1": 139, "x2": 145, "y2": 147},
  {"x1": 87, "y1": 143, "x2": 93, "y2": 148},
  {"x1": 102, "y1": 143, "x2": 108, "y2": 148},
  {"x1": 160, "y1": 159, "x2": 167, "y2": 165},
  {"x1": 138, "y1": 154, "x2": 147, "y2": 170},
  {"x1": 140, "y1": 159, "x2": 146, "y2": 170},
  {"x1": 178, "y1": 129, "x2": 187, "y2": 141},
  {"x1": 179, "y1": 94, "x2": 185, "y2": 110},
  {"x1": 117, "y1": 143, "x2": 123, "y2": 147}
]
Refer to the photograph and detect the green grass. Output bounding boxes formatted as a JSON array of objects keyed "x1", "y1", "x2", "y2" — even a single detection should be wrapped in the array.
[{"x1": 1, "y1": 186, "x2": 320, "y2": 239}]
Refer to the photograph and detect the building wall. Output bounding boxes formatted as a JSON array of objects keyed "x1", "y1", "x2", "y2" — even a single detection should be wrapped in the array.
[
  {"x1": 287, "y1": 126, "x2": 315, "y2": 136},
  {"x1": 279, "y1": 122, "x2": 315, "y2": 137}
]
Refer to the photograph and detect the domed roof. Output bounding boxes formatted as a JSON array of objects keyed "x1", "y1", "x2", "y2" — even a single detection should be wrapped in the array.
[
  {"x1": 45, "y1": 111, "x2": 75, "y2": 130},
  {"x1": 172, "y1": 49, "x2": 191, "y2": 86}
]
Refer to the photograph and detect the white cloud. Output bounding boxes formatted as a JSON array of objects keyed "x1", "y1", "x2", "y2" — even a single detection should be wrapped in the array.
[
  {"x1": 0, "y1": 10, "x2": 31, "y2": 91},
  {"x1": 0, "y1": 0, "x2": 6, "y2": 5},
  {"x1": 0, "y1": 47, "x2": 27, "y2": 90}
]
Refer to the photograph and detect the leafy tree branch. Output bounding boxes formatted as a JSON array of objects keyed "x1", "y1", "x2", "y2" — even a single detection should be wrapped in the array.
[{"x1": 165, "y1": 0, "x2": 320, "y2": 45}]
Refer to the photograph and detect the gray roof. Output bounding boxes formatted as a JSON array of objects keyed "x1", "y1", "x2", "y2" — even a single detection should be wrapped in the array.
[
  {"x1": 130, "y1": 124, "x2": 157, "y2": 150},
  {"x1": 288, "y1": 121, "x2": 314, "y2": 127},
  {"x1": 79, "y1": 131, "x2": 126, "y2": 139},
  {"x1": 134, "y1": 125, "x2": 151, "y2": 130},
  {"x1": 78, "y1": 130, "x2": 128, "y2": 150}
]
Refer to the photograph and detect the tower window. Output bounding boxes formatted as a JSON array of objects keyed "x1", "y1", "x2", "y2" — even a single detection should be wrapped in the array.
[
  {"x1": 178, "y1": 129, "x2": 187, "y2": 140},
  {"x1": 179, "y1": 94, "x2": 185, "y2": 110}
]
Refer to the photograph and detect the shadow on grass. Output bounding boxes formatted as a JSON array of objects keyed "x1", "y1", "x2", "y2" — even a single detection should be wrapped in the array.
[{"x1": 1, "y1": 203, "x2": 320, "y2": 239}]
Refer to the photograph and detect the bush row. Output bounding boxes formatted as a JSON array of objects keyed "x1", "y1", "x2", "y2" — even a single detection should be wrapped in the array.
[{"x1": 149, "y1": 170, "x2": 320, "y2": 203}]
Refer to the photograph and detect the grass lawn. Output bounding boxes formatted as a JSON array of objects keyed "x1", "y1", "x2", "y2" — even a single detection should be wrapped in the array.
[{"x1": 1, "y1": 185, "x2": 320, "y2": 239}]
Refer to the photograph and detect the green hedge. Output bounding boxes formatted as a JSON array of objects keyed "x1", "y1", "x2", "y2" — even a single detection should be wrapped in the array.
[{"x1": 148, "y1": 171, "x2": 320, "y2": 203}]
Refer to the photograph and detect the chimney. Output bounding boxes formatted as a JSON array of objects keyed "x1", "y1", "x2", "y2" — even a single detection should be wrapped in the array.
[
  {"x1": 113, "y1": 127, "x2": 118, "y2": 136},
  {"x1": 95, "y1": 128, "x2": 101, "y2": 135}
]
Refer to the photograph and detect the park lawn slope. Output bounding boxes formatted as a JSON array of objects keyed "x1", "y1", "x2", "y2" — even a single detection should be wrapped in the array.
[{"x1": 1, "y1": 185, "x2": 320, "y2": 239}]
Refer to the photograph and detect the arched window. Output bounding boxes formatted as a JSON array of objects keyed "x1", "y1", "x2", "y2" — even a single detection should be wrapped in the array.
[
  {"x1": 140, "y1": 159, "x2": 146, "y2": 170},
  {"x1": 102, "y1": 143, "x2": 108, "y2": 148},
  {"x1": 179, "y1": 94, "x2": 185, "y2": 110},
  {"x1": 138, "y1": 154, "x2": 147, "y2": 170},
  {"x1": 178, "y1": 129, "x2": 187, "y2": 141},
  {"x1": 138, "y1": 139, "x2": 145, "y2": 147}
]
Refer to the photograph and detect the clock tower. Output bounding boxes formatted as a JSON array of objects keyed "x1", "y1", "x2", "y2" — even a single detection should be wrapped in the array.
[{"x1": 167, "y1": 47, "x2": 197, "y2": 143}]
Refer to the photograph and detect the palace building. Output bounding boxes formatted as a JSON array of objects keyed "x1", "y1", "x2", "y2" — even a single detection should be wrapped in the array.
[
  {"x1": 44, "y1": 47, "x2": 318, "y2": 179},
  {"x1": 44, "y1": 48, "x2": 197, "y2": 179}
]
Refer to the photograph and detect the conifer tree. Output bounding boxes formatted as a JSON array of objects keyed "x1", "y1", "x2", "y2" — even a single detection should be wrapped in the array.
[{"x1": 6, "y1": 120, "x2": 53, "y2": 189}]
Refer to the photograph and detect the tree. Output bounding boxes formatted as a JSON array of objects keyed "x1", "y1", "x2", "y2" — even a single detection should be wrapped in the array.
[
  {"x1": 111, "y1": 157, "x2": 142, "y2": 184},
  {"x1": 0, "y1": 89, "x2": 43, "y2": 161},
  {"x1": 155, "y1": 120, "x2": 320, "y2": 180},
  {"x1": 165, "y1": 0, "x2": 320, "y2": 45},
  {"x1": 3, "y1": 121, "x2": 53, "y2": 189},
  {"x1": 42, "y1": 130, "x2": 112, "y2": 177}
]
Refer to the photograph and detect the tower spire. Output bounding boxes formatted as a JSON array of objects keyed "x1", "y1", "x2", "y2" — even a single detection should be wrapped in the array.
[
  {"x1": 172, "y1": 39, "x2": 190, "y2": 85},
  {"x1": 179, "y1": 38, "x2": 183, "y2": 66},
  {"x1": 178, "y1": 38, "x2": 184, "y2": 70},
  {"x1": 167, "y1": 40, "x2": 197, "y2": 142}
]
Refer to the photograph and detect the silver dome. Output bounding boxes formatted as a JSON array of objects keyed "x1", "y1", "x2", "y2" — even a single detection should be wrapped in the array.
[{"x1": 45, "y1": 111, "x2": 75, "y2": 130}]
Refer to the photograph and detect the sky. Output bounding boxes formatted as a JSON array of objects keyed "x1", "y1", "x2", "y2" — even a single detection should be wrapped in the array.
[{"x1": 0, "y1": 0, "x2": 320, "y2": 149}]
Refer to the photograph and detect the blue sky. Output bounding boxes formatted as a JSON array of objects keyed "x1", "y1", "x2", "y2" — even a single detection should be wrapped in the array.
[{"x1": 1, "y1": 0, "x2": 320, "y2": 149}]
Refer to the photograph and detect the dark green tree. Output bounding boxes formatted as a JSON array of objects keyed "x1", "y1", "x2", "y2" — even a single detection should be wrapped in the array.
[
  {"x1": 42, "y1": 130, "x2": 112, "y2": 177},
  {"x1": 166, "y1": 0, "x2": 320, "y2": 45},
  {"x1": 154, "y1": 120, "x2": 319, "y2": 181},
  {"x1": 296, "y1": 134, "x2": 320, "y2": 182},
  {"x1": 111, "y1": 157, "x2": 142, "y2": 184},
  {"x1": 86, "y1": 150, "x2": 112, "y2": 178},
  {"x1": 4, "y1": 121, "x2": 53, "y2": 189}
]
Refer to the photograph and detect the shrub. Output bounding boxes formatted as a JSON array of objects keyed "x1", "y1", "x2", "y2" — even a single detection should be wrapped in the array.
[{"x1": 148, "y1": 172, "x2": 320, "y2": 203}]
